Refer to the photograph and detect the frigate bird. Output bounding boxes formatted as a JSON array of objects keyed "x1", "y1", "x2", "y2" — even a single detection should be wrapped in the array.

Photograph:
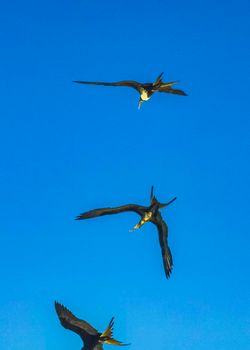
[
  {"x1": 55, "y1": 302, "x2": 129, "y2": 350},
  {"x1": 73, "y1": 72, "x2": 187, "y2": 109},
  {"x1": 76, "y1": 186, "x2": 177, "y2": 278}
]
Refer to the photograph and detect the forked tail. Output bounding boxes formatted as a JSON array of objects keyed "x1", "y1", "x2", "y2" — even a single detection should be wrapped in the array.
[
  {"x1": 160, "y1": 197, "x2": 177, "y2": 209},
  {"x1": 153, "y1": 72, "x2": 164, "y2": 86},
  {"x1": 150, "y1": 185, "x2": 158, "y2": 205},
  {"x1": 150, "y1": 185, "x2": 154, "y2": 201},
  {"x1": 100, "y1": 318, "x2": 130, "y2": 346}
]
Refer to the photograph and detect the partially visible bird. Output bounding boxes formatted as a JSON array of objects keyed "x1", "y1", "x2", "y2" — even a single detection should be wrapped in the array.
[
  {"x1": 76, "y1": 186, "x2": 177, "y2": 279},
  {"x1": 55, "y1": 301, "x2": 129, "y2": 350},
  {"x1": 73, "y1": 72, "x2": 187, "y2": 109}
]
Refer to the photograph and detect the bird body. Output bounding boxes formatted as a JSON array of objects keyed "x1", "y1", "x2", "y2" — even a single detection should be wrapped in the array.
[
  {"x1": 55, "y1": 302, "x2": 129, "y2": 350},
  {"x1": 76, "y1": 186, "x2": 177, "y2": 278},
  {"x1": 140, "y1": 88, "x2": 151, "y2": 101},
  {"x1": 73, "y1": 72, "x2": 187, "y2": 109}
]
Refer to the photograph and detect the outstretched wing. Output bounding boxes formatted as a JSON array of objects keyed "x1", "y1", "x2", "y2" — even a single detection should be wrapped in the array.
[
  {"x1": 158, "y1": 85, "x2": 187, "y2": 96},
  {"x1": 55, "y1": 302, "x2": 98, "y2": 341},
  {"x1": 73, "y1": 80, "x2": 142, "y2": 92},
  {"x1": 75, "y1": 204, "x2": 146, "y2": 220},
  {"x1": 153, "y1": 216, "x2": 173, "y2": 279}
]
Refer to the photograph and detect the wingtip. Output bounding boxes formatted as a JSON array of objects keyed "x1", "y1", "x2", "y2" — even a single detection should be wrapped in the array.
[
  {"x1": 54, "y1": 301, "x2": 63, "y2": 314},
  {"x1": 75, "y1": 214, "x2": 84, "y2": 220},
  {"x1": 165, "y1": 267, "x2": 173, "y2": 279},
  {"x1": 54, "y1": 300, "x2": 64, "y2": 308}
]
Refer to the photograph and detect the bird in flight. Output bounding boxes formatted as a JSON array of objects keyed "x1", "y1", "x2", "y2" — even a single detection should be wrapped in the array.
[
  {"x1": 73, "y1": 72, "x2": 187, "y2": 109},
  {"x1": 76, "y1": 186, "x2": 177, "y2": 279},
  {"x1": 55, "y1": 301, "x2": 129, "y2": 350}
]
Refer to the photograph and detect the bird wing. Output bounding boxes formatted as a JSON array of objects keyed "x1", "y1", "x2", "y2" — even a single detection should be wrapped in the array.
[
  {"x1": 55, "y1": 302, "x2": 98, "y2": 341},
  {"x1": 157, "y1": 85, "x2": 187, "y2": 96},
  {"x1": 153, "y1": 216, "x2": 173, "y2": 278},
  {"x1": 75, "y1": 204, "x2": 146, "y2": 220},
  {"x1": 73, "y1": 80, "x2": 142, "y2": 92}
]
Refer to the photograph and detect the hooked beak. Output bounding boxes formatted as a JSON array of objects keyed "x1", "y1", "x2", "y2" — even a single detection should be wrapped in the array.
[{"x1": 138, "y1": 99, "x2": 143, "y2": 109}]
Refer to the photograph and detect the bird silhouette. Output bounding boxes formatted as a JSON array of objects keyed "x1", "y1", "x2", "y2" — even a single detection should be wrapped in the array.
[
  {"x1": 73, "y1": 72, "x2": 187, "y2": 109},
  {"x1": 55, "y1": 302, "x2": 129, "y2": 350},
  {"x1": 76, "y1": 186, "x2": 177, "y2": 279}
]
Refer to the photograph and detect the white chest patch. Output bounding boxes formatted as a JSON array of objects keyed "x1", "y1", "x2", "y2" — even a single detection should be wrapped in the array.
[
  {"x1": 144, "y1": 211, "x2": 153, "y2": 221},
  {"x1": 141, "y1": 89, "x2": 150, "y2": 101}
]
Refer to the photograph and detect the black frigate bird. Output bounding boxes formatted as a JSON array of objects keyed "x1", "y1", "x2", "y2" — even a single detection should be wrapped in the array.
[
  {"x1": 73, "y1": 72, "x2": 187, "y2": 109},
  {"x1": 76, "y1": 186, "x2": 177, "y2": 279},
  {"x1": 55, "y1": 302, "x2": 129, "y2": 350}
]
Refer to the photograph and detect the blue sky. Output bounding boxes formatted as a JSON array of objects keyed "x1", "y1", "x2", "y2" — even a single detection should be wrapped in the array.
[{"x1": 0, "y1": 1, "x2": 249, "y2": 349}]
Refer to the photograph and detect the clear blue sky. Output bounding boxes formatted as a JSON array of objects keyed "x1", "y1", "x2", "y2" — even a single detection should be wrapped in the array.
[{"x1": 0, "y1": 1, "x2": 249, "y2": 349}]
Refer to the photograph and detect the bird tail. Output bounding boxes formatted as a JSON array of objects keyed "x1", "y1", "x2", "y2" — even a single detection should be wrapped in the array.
[
  {"x1": 100, "y1": 318, "x2": 129, "y2": 346},
  {"x1": 150, "y1": 185, "x2": 154, "y2": 201},
  {"x1": 161, "y1": 80, "x2": 180, "y2": 87},
  {"x1": 101, "y1": 317, "x2": 115, "y2": 339},
  {"x1": 150, "y1": 185, "x2": 156, "y2": 204},
  {"x1": 153, "y1": 72, "x2": 164, "y2": 85},
  {"x1": 104, "y1": 338, "x2": 130, "y2": 346},
  {"x1": 159, "y1": 197, "x2": 177, "y2": 209},
  {"x1": 150, "y1": 185, "x2": 159, "y2": 205}
]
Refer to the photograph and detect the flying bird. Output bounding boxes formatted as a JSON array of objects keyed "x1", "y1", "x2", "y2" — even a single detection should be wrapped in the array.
[
  {"x1": 55, "y1": 301, "x2": 129, "y2": 350},
  {"x1": 73, "y1": 72, "x2": 187, "y2": 109},
  {"x1": 76, "y1": 186, "x2": 177, "y2": 279}
]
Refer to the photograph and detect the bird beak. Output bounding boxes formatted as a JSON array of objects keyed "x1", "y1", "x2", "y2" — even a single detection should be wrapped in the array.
[{"x1": 138, "y1": 99, "x2": 143, "y2": 109}]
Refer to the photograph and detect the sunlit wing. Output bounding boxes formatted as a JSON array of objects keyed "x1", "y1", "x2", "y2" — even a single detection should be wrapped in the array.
[
  {"x1": 153, "y1": 217, "x2": 173, "y2": 279},
  {"x1": 73, "y1": 80, "x2": 142, "y2": 92},
  {"x1": 55, "y1": 302, "x2": 98, "y2": 340},
  {"x1": 158, "y1": 86, "x2": 187, "y2": 96},
  {"x1": 75, "y1": 204, "x2": 146, "y2": 220}
]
